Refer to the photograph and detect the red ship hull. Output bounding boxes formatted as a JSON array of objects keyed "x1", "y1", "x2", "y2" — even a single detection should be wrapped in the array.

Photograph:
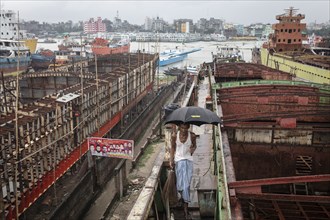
[{"x1": 92, "y1": 44, "x2": 130, "y2": 55}]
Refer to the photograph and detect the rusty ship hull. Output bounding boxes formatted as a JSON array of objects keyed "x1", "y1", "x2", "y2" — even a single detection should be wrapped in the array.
[
  {"x1": 0, "y1": 52, "x2": 161, "y2": 219},
  {"x1": 212, "y1": 61, "x2": 330, "y2": 219}
]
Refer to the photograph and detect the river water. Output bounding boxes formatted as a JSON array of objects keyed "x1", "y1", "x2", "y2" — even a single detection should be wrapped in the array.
[{"x1": 37, "y1": 39, "x2": 263, "y2": 74}]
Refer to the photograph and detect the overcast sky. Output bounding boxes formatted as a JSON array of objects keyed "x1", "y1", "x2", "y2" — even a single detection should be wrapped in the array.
[{"x1": 1, "y1": 1, "x2": 329, "y2": 25}]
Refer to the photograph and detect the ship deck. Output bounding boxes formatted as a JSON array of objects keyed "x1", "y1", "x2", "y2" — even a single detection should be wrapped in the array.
[{"x1": 276, "y1": 50, "x2": 330, "y2": 70}]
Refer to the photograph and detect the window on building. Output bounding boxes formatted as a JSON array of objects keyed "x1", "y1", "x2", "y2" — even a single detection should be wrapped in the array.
[
  {"x1": 288, "y1": 39, "x2": 292, "y2": 44},
  {"x1": 298, "y1": 29, "x2": 300, "y2": 32},
  {"x1": 294, "y1": 39, "x2": 296, "y2": 42},
  {"x1": 289, "y1": 29, "x2": 292, "y2": 33},
  {"x1": 278, "y1": 39, "x2": 281, "y2": 42},
  {"x1": 281, "y1": 29, "x2": 283, "y2": 32},
  {"x1": 285, "y1": 29, "x2": 287, "y2": 32}
]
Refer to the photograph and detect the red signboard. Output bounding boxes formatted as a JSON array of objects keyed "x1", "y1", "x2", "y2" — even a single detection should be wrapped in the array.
[{"x1": 88, "y1": 137, "x2": 134, "y2": 160}]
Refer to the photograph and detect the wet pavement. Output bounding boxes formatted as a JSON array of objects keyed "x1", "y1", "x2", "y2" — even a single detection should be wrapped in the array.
[
  {"x1": 190, "y1": 77, "x2": 217, "y2": 210},
  {"x1": 171, "y1": 76, "x2": 216, "y2": 219}
]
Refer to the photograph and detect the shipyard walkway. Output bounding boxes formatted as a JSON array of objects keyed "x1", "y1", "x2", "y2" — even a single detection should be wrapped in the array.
[
  {"x1": 171, "y1": 76, "x2": 216, "y2": 219},
  {"x1": 124, "y1": 76, "x2": 217, "y2": 219}
]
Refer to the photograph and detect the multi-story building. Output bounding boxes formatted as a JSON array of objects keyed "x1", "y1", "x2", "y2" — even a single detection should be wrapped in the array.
[
  {"x1": 144, "y1": 17, "x2": 153, "y2": 31},
  {"x1": 196, "y1": 18, "x2": 208, "y2": 31},
  {"x1": 234, "y1": 24, "x2": 244, "y2": 36},
  {"x1": 196, "y1": 18, "x2": 224, "y2": 34},
  {"x1": 262, "y1": 24, "x2": 273, "y2": 39},
  {"x1": 153, "y1": 17, "x2": 166, "y2": 32},
  {"x1": 209, "y1": 17, "x2": 224, "y2": 33},
  {"x1": 83, "y1": 17, "x2": 106, "y2": 34},
  {"x1": 174, "y1": 19, "x2": 193, "y2": 33}
]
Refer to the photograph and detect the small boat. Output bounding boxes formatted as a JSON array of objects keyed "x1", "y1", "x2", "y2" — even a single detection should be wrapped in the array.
[
  {"x1": 163, "y1": 67, "x2": 184, "y2": 76},
  {"x1": 0, "y1": 39, "x2": 31, "y2": 75},
  {"x1": 31, "y1": 49, "x2": 55, "y2": 70},
  {"x1": 42, "y1": 38, "x2": 57, "y2": 44},
  {"x1": 186, "y1": 65, "x2": 200, "y2": 75},
  {"x1": 213, "y1": 46, "x2": 244, "y2": 63},
  {"x1": 91, "y1": 38, "x2": 130, "y2": 56}
]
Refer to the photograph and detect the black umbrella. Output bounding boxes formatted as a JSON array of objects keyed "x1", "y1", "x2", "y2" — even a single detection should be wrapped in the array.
[{"x1": 164, "y1": 106, "x2": 221, "y2": 126}]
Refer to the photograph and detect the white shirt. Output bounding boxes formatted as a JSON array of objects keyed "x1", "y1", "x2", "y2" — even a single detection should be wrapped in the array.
[{"x1": 174, "y1": 131, "x2": 193, "y2": 162}]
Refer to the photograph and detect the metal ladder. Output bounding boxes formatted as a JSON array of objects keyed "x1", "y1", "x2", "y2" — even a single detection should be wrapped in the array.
[{"x1": 293, "y1": 156, "x2": 312, "y2": 195}]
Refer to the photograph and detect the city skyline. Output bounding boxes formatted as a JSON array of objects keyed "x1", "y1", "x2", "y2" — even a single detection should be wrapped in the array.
[{"x1": 2, "y1": 0, "x2": 329, "y2": 25}]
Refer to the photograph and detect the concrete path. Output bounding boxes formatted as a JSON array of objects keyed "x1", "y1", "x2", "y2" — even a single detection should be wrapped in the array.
[{"x1": 190, "y1": 77, "x2": 217, "y2": 209}]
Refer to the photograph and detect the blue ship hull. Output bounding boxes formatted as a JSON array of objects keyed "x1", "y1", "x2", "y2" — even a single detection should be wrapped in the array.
[
  {"x1": 0, "y1": 56, "x2": 31, "y2": 74},
  {"x1": 159, "y1": 54, "x2": 187, "y2": 67},
  {"x1": 31, "y1": 53, "x2": 55, "y2": 70},
  {"x1": 159, "y1": 47, "x2": 201, "y2": 67}
]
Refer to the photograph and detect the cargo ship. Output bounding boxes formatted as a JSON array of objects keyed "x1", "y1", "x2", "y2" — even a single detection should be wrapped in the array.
[{"x1": 254, "y1": 7, "x2": 330, "y2": 84}]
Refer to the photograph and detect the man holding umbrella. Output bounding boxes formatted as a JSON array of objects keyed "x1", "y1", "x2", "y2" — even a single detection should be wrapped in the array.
[
  {"x1": 165, "y1": 106, "x2": 220, "y2": 218},
  {"x1": 170, "y1": 123, "x2": 197, "y2": 219}
]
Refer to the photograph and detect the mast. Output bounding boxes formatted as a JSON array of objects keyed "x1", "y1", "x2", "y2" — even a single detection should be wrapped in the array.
[
  {"x1": 285, "y1": 6, "x2": 298, "y2": 17},
  {"x1": 80, "y1": 34, "x2": 84, "y2": 156},
  {"x1": 14, "y1": 11, "x2": 21, "y2": 219}
]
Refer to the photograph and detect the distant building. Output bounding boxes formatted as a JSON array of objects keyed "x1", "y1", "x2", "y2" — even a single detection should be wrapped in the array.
[
  {"x1": 153, "y1": 17, "x2": 166, "y2": 32},
  {"x1": 196, "y1": 18, "x2": 224, "y2": 34},
  {"x1": 143, "y1": 16, "x2": 167, "y2": 32},
  {"x1": 144, "y1": 17, "x2": 153, "y2": 31},
  {"x1": 181, "y1": 22, "x2": 190, "y2": 33},
  {"x1": 234, "y1": 24, "x2": 244, "y2": 36},
  {"x1": 174, "y1": 19, "x2": 193, "y2": 33},
  {"x1": 209, "y1": 17, "x2": 224, "y2": 33},
  {"x1": 262, "y1": 24, "x2": 273, "y2": 39},
  {"x1": 113, "y1": 11, "x2": 122, "y2": 29},
  {"x1": 223, "y1": 23, "x2": 237, "y2": 38},
  {"x1": 223, "y1": 28, "x2": 237, "y2": 38},
  {"x1": 84, "y1": 17, "x2": 106, "y2": 33}
]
